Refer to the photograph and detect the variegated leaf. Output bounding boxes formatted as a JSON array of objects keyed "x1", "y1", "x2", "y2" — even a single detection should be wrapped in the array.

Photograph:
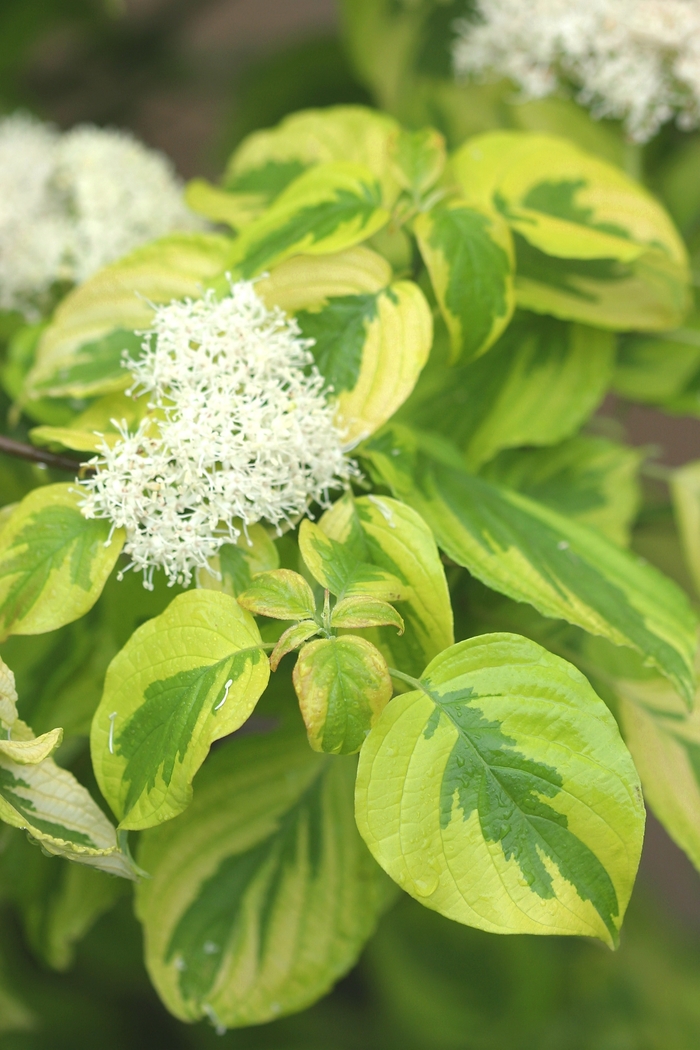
[
  {"x1": 315, "y1": 492, "x2": 454, "y2": 680},
  {"x1": 355, "y1": 633, "x2": 644, "y2": 945},
  {"x1": 414, "y1": 199, "x2": 514, "y2": 362},
  {"x1": 136, "y1": 716, "x2": 392, "y2": 1027},
  {"x1": 91, "y1": 590, "x2": 270, "y2": 831},
  {"x1": 363, "y1": 425, "x2": 697, "y2": 704},
  {"x1": 0, "y1": 484, "x2": 123, "y2": 639}
]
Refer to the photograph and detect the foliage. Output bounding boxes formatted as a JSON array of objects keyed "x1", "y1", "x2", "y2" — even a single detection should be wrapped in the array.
[{"x1": 1, "y1": 9, "x2": 700, "y2": 1041}]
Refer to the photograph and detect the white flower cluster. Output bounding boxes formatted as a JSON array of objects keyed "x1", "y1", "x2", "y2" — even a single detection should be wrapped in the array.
[
  {"x1": 79, "y1": 281, "x2": 351, "y2": 588},
  {"x1": 0, "y1": 113, "x2": 200, "y2": 317},
  {"x1": 453, "y1": 0, "x2": 700, "y2": 142}
]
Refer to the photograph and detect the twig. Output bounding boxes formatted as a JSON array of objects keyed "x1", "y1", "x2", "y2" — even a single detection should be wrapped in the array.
[{"x1": 0, "y1": 434, "x2": 93, "y2": 474}]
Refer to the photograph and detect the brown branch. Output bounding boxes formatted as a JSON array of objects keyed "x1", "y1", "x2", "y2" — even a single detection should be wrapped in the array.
[{"x1": 0, "y1": 435, "x2": 94, "y2": 475}]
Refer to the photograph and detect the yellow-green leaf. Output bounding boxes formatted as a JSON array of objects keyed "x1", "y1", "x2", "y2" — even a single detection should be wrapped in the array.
[
  {"x1": 481, "y1": 436, "x2": 642, "y2": 547},
  {"x1": 390, "y1": 126, "x2": 446, "y2": 196},
  {"x1": 0, "y1": 484, "x2": 123, "y2": 639},
  {"x1": 259, "y1": 247, "x2": 432, "y2": 443},
  {"x1": 355, "y1": 633, "x2": 644, "y2": 945},
  {"x1": 671, "y1": 460, "x2": 700, "y2": 598},
  {"x1": 451, "y1": 131, "x2": 690, "y2": 331},
  {"x1": 237, "y1": 569, "x2": 317, "y2": 622},
  {"x1": 298, "y1": 518, "x2": 406, "y2": 602},
  {"x1": 30, "y1": 389, "x2": 151, "y2": 454},
  {"x1": 185, "y1": 178, "x2": 265, "y2": 230},
  {"x1": 364, "y1": 425, "x2": 697, "y2": 704},
  {"x1": 315, "y1": 492, "x2": 454, "y2": 679},
  {"x1": 293, "y1": 635, "x2": 392, "y2": 754},
  {"x1": 136, "y1": 716, "x2": 392, "y2": 1027},
  {"x1": 270, "y1": 621, "x2": 320, "y2": 672},
  {"x1": 25, "y1": 233, "x2": 236, "y2": 400},
  {"x1": 225, "y1": 105, "x2": 402, "y2": 206},
  {"x1": 0, "y1": 726, "x2": 62, "y2": 765},
  {"x1": 414, "y1": 200, "x2": 514, "y2": 362},
  {"x1": 330, "y1": 595, "x2": 404, "y2": 633},
  {"x1": 91, "y1": 590, "x2": 270, "y2": 831},
  {"x1": 227, "y1": 162, "x2": 391, "y2": 280}
]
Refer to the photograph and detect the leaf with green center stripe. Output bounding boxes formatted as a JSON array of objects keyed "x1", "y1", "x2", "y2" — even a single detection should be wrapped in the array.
[
  {"x1": 0, "y1": 725, "x2": 137, "y2": 880},
  {"x1": 25, "y1": 233, "x2": 236, "y2": 400},
  {"x1": 451, "y1": 131, "x2": 690, "y2": 331},
  {"x1": 355, "y1": 633, "x2": 644, "y2": 944},
  {"x1": 404, "y1": 312, "x2": 614, "y2": 470},
  {"x1": 298, "y1": 518, "x2": 406, "y2": 602},
  {"x1": 481, "y1": 436, "x2": 642, "y2": 547},
  {"x1": 362, "y1": 425, "x2": 697, "y2": 704},
  {"x1": 135, "y1": 710, "x2": 393, "y2": 1027},
  {"x1": 224, "y1": 105, "x2": 402, "y2": 208},
  {"x1": 237, "y1": 569, "x2": 317, "y2": 622},
  {"x1": 91, "y1": 590, "x2": 270, "y2": 831},
  {"x1": 330, "y1": 595, "x2": 404, "y2": 633},
  {"x1": 258, "y1": 247, "x2": 432, "y2": 443},
  {"x1": 293, "y1": 635, "x2": 392, "y2": 754},
  {"x1": 227, "y1": 162, "x2": 391, "y2": 280},
  {"x1": 0, "y1": 484, "x2": 123, "y2": 640},
  {"x1": 414, "y1": 200, "x2": 514, "y2": 363}
]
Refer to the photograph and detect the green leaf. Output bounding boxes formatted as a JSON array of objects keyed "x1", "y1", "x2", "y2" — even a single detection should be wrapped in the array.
[
  {"x1": 91, "y1": 590, "x2": 270, "y2": 831},
  {"x1": 227, "y1": 162, "x2": 391, "y2": 280},
  {"x1": 331, "y1": 595, "x2": 404, "y2": 633},
  {"x1": 258, "y1": 246, "x2": 433, "y2": 444},
  {"x1": 615, "y1": 662, "x2": 700, "y2": 874},
  {"x1": 0, "y1": 655, "x2": 18, "y2": 727},
  {"x1": 225, "y1": 105, "x2": 402, "y2": 206},
  {"x1": 293, "y1": 635, "x2": 392, "y2": 754},
  {"x1": 363, "y1": 425, "x2": 697, "y2": 704},
  {"x1": 355, "y1": 633, "x2": 645, "y2": 945},
  {"x1": 671, "y1": 460, "x2": 700, "y2": 598},
  {"x1": 196, "y1": 524, "x2": 280, "y2": 598},
  {"x1": 298, "y1": 518, "x2": 405, "y2": 602},
  {"x1": 0, "y1": 484, "x2": 124, "y2": 639},
  {"x1": 25, "y1": 233, "x2": 236, "y2": 400},
  {"x1": 315, "y1": 492, "x2": 454, "y2": 679},
  {"x1": 237, "y1": 569, "x2": 317, "y2": 622},
  {"x1": 405, "y1": 312, "x2": 614, "y2": 469},
  {"x1": 612, "y1": 319, "x2": 700, "y2": 404},
  {"x1": 136, "y1": 717, "x2": 392, "y2": 1027},
  {"x1": 270, "y1": 622, "x2": 320, "y2": 672},
  {"x1": 36, "y1": 862, "x2": 126, "y2": 972},
  {"x1": 414, "y1": 200, "x2": 514, "y2": 362},
  {"x1": 481, "y1": 436, "x2": 642, "y2": 547},
  {"x1": 390, "y1": 126, "x2": 446, "y2": 196},
  {"x1": 451, "y1": 131, "x2": 690, "y2": 330}
]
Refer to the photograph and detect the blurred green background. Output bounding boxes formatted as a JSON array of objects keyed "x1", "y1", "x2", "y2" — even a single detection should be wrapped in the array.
[{"x1": 1, "y1": 2, "x2": 700, "y2": 1047}]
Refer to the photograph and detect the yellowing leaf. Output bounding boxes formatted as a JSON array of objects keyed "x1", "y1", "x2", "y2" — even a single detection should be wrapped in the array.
[
  {"x1": 293, "y1": 635, "x2": 392, "y2": 754},
  {"x1": 298, "y1": 518, "x2": 406, "y2": 602},
  {"x1": 270, "y1": 621, "x2": 320, "y2": 672},
  {"x1": 355, "y1": 633, "x2": 645, "y2": 945},
  {"x1": 196, "y1": 524, "x2": 279, "y2": 598},
  {"x1": 91, "y1": 590, "x2": 270, "y2": 831},
  {"x1": 330, "y1": 595, "x2": 404, "y2": 633},
  {"x1": 0, "y1": 484, "x2": 123, "y2": 639}
]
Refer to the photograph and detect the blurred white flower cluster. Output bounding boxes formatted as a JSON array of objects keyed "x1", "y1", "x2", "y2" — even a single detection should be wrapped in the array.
[
  {"x1": 79, "y1": 281, "x2": 351, "y2": 588},
  {"x1": 453, "y1": 0, "x2": 700, "y2": 142},
  {"x1": 0, "y1": 113, "x2": 200, "y2": 318}
]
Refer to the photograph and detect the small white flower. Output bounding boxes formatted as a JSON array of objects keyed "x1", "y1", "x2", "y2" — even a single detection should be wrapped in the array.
[
  {"x1": 79, "y1": 281, "x2": 352, "y2": 588},
  {"x1": 453, "y1": 0, "x2": 700, "y2": 142},
  {"x1": 0, "y1": 113, "x2": 201, "y2": 318}
]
